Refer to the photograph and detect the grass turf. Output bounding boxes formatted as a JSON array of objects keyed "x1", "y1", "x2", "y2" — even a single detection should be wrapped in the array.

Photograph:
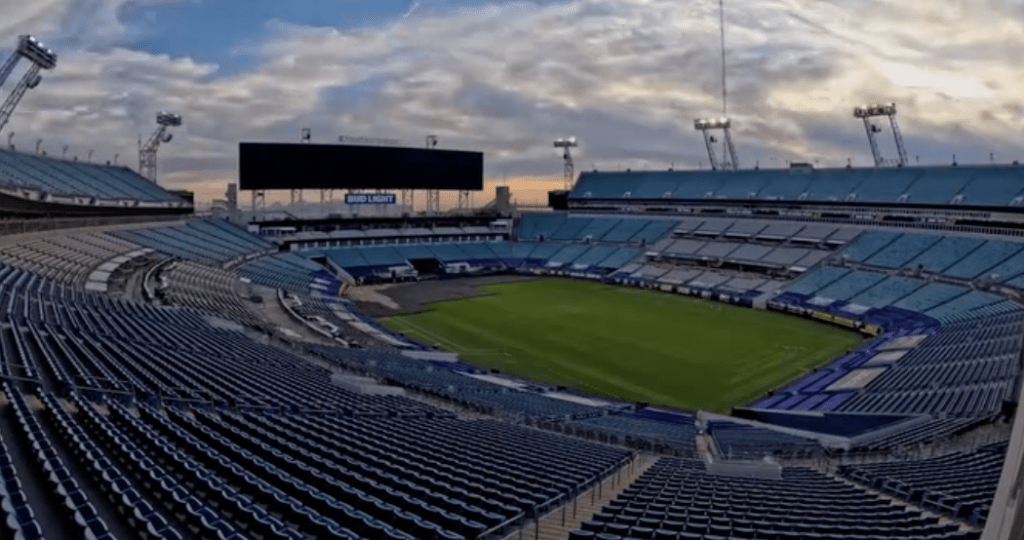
[{"x1": 380, "y1": 278, "x2": 863, "y2": 412}]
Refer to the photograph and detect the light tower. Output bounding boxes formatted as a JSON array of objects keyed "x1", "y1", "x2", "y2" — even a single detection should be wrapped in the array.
[
  {"x1": 425, "y1": 135, "x2": 439, "y2": 215},
  {"x1": 0, "y1": 35, "x2": 58, "y2": 136},
  {"x1": 694, "y1": 118, "x2": 738, "y2": 171},
  {"x1": 139, "y1": 111, "x2": 182, "y2": 183},
  {"x1": 853, "y1": 103, "x2": 908, "y2": 167},
  {"x1": 554, "y1": 137, "x2": 577, "y2": 190}
]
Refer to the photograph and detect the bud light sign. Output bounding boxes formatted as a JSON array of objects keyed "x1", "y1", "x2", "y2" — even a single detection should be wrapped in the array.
[{"x1": 345, "y1": 193, "x2": 397, "y2": 205}]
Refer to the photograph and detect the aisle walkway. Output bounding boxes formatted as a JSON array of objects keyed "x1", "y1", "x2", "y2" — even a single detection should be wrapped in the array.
[{"x1": 505, "y1": 453, "x2": 660, "y2": 540}]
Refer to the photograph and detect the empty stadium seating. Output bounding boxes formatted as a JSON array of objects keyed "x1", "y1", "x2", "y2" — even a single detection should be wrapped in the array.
[
  {"x1": 571, "y1": 164, "x2": 1024, "y2": 208},
  {"x1": 0, "y1": 256, "x2": 636, "y2": 539},
  {"x1": 560, "y1": 410, "x2": 698, "y2": 456},
  {"x1": 156, "y1": 260, "x2": 264, "y2": 328},
  {"x1": 0, "y1": 148, "x2": 182, "y2": 203},
  {"x1": 0, "y1": 171, "x2": 1020, "y2": 540},
  {"x1": 840, "y1": 441, "x2": 1009, "y2": 525},
  {"x1": 113, "y1": 220, "x2": 274, "y2": 266},
  {"x1": 839, "y1": 313, "x2": 1024, "y2": 416},
  {"x1": 708, "y1": 420, "x2": 824, "y2": 459},
  {"x1": 568, "y1": 457, "x2": 975, "y2": 540},
  {"x1": 851, "y1": 416, "x2": 994, "y2": 452},
  {"x1": 301, "y1": 214, "x2": 666, "y2": 280}
]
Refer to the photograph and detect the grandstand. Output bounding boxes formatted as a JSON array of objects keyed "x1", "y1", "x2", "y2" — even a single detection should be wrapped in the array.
[
  {"x1": 0, "y1": 40, "x2": 1023, "y2": 538},
  {"x1": 0, "y1": 148, "x2": 191, "y2": 216},
  {"x1": 570, "y1": 165, "x2": 1024, "y2": 210},
  {"x1": 0, "y1": 154, "x2": 1021, "y2": 539}
]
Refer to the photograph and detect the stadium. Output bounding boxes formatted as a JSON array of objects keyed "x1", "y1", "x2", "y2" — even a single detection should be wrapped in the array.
[{"x1": 1, "y1": 2, "x2": 1024, "y2": 540}]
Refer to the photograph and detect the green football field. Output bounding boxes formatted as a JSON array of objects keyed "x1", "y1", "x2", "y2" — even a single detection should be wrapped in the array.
[{"x1": 380, "y1": 278, "x2": 862, "y2": 412}]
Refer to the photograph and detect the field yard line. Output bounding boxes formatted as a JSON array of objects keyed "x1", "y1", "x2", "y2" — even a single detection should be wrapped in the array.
[
  {"x1": 391, "y1": 315, "x2": 510, "y2": 358},
  {"x1": 388, "y1": 317, "x2": 460, "y2": 349}
]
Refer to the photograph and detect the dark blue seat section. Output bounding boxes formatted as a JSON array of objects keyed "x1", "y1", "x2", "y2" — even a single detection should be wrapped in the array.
[
  {"x1": 234, "y1": 252, "x2": 370, "y2": 347},
  {"x1": 107, "y1": 400, "x2": 375, "y2": 540},
  {"x1": 112, "y1": 219, "x2": 275, "y2": 266},
  {"x1": 561, "y1": 411, "x2": 698, "y2": 457},
  {"x1": 35, "y1": 391, "x2": 186, "y2": 540},
  {"x1": 2, "y1": 383, "x2": 118, "y2": 540},
  {"x1": 570, "y1": 165, "x2": 1024, "y2": 208},
  {"x1": 851, "y1": 416, "x2": 995, "y2": 452},
  {"x1": 309, "y1": 345, "x2": 622, "y2": 420},
  {"x1": 0, "y1": 148, "x2": 183, "y2": 202},
  {"x1": 839, "y1": 313, "x2": 1024, "y2": 417},
  {"x1": 158, "y1": 260, "x2": 267, "y2": 329},
  {"x1": 142, "y1": 403, "x2": 461, "y2": 539},
  {"x1": 236, "y1": 251, "x2": 334, "y2": 293},
  {"x1": 834, "y1": 230, "x2": 1024, "y2": 295},
  {"x1": 761, "y1": 290, "x2": 1022, "y2": 416},
  {"x1": 0, "y1": 264, "x2": 438, "y2": 414},
  {"x1": 839, "y1": 440, "x2": 1009, "y2": 526},
  {"x1": 571, "y1": 457, "x2": 980, "y2": 540},
  {"x1": 0, "y1": 390, "x2": 44, "y2": 540},
  {"x1": 707, "y1": 420, "x2": 824, "y2": 459},
  {"x1": 104, "y1": 400, "x2": 629, "y2": 539},
  {"x1": 68, "y1": 393, "x2": 275, "y2": 539},
  {"x1": 0, "y1": 258, "x2": 629, "y2": 539},
  {"x1": 291, "y1": 215, "x2": 659, "y2": 285}
]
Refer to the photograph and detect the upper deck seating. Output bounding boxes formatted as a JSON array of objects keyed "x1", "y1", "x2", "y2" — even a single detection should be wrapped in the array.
[
  {"x1": 570, "y1": 164, "x2": 1024, "y2": 209},
  {"x1": 0, "y1": 148, "x2": 181, "y2": 202}
]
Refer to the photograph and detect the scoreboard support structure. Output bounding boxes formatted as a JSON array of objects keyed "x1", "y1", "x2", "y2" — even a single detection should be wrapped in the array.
[
  {"x1": 426, "y1": 190, "x2": 440, "y2": 215},
  {"x1": 251, "y1": 189, "x2": 266, "y2": 211},
  {"x1": 401, "y1": 190, "x2": 414, "y2": 214}
]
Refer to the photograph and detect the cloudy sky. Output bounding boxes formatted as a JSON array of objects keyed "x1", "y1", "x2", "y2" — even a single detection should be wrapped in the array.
[{"x1": 2, "y1": 0, "x2": 1023, "y2": 206}]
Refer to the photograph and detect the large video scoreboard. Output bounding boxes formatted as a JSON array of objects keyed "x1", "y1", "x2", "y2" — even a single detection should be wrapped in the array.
[{"x1": 238, "y1": 142, "x2": 484, "y2": 191}]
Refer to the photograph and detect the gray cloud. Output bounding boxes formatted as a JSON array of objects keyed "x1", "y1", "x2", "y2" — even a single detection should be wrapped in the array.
[{"x1": 3, "y1": 0, "x2": 1024, "y2": 205}]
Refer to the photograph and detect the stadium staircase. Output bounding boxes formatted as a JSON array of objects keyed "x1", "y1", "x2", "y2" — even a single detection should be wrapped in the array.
[{"x1": 507, "y1": 453, "x2": 660, "y2": 540}]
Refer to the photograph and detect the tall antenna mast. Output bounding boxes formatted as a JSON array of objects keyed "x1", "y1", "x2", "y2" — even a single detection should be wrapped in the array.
[
  {"x1": 719, "y1": 0, "x2": 727, "y2": 116},
  {"x1": 693, "y1": 0, "x2": 738, "y2": 170}
]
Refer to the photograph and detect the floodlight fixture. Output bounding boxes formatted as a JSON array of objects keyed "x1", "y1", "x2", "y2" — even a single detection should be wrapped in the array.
[
  {"x1": 156, "y1": 111, "x2": 183, "y2": 127},
  {"x1": 16, "y1": 36, "x2": 57, "y2": 70},
  {"x1": 554, "y1": 137, "x2": 579, "y2": 190},
  {"x1": 694, "y1": 116, "x2": 738, "y2": 170},
  {"x1": 694, "y1": 117, "x2": 731, "y2": 130},
  {"x1": 0, "y1": 35, "x2": 58, "y2": 136},
  {"x1": 853, "y1": 103, "x2": 897, "y2": 118},
  {"x1": 140, "y1": 111, "x2": 183, "y2": 183},
  {"x1": 852, "y1": 101, "x2": 907, "y2": 167}
]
